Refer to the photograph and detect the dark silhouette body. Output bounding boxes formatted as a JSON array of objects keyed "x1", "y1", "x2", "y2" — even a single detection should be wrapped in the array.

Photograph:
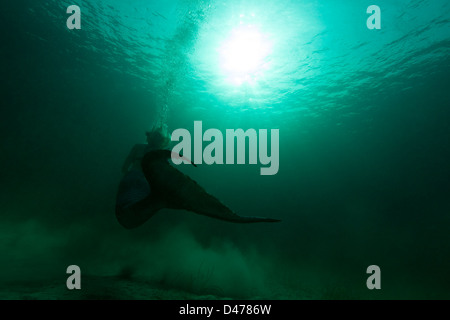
[{"x1": 116, "y1": 149, "x2": 280, "y2": 229}]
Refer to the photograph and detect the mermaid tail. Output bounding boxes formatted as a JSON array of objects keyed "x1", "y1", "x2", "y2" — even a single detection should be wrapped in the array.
[
  {"x1": 141, "y1": 150, "x2": 281, "y2": 224},
  {"x1": 116, "y1": 169, "x2": 151, "y2": 209},
  {"x1": 115, "y1": 169, "x2": 161, "y2": 229}
]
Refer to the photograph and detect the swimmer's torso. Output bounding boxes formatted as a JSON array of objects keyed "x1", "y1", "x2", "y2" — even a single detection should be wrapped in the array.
[{"x1": 126, "y1": 144, "x2": 155, "y2": 172}]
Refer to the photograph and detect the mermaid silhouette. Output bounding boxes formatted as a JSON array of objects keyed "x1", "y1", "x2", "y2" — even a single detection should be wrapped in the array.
[{"x1": 116, "y1": 126, "x2": 280, "y2": 229}]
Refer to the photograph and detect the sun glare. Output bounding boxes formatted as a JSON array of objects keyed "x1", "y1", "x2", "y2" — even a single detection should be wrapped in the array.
[{"x1": 219, "y1": 24, "x2": 272, "y2": 85}]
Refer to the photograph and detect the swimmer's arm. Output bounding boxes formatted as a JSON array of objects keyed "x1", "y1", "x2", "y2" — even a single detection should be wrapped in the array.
[
  {"x1": 171, "y1": 151, "x2": 197, "y2": 167},
  {"x1": 142, "y1": 149, "x2": 197, "y2": 167},
  {"x1": 152, "y1": 149, "x2": 196, "y2": 167}
]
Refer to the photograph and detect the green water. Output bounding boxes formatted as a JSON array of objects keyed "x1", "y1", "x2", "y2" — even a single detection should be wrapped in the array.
[{"x1": 1, "y1": 0, "x2": 449, "y2": 299}]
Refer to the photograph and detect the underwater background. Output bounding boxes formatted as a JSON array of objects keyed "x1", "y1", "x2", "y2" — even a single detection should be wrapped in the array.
[{"x1": 1, "y1": 0, "x2": 449, "y2": 299}]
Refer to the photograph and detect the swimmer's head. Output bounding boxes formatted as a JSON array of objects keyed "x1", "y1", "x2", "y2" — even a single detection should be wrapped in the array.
[{"x1": 146, "y1": 124, "x2": 171, "y2": 149}]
